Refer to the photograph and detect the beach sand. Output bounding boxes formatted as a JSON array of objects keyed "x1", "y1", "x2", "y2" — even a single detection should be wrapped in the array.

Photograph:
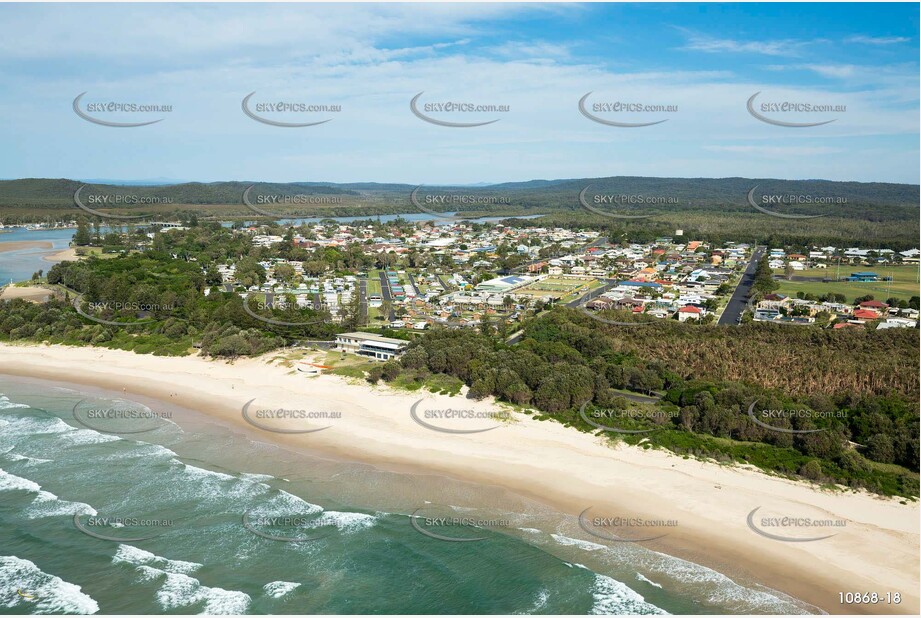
[
  {"x1": 0, "y1": 342, "x2": 917, "y2": 615},
  {"x1": 42, "y1": 247, "x2": 78, "y2": 262},
  {"x1": 0, "y1": 240, "x2": 53, "y2": 253},
  {"x1": 0, "y1": 286, "x2": 55, "y2": 302}
]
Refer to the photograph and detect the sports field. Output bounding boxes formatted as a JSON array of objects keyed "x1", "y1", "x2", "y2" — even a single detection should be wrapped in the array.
[
  {"x1": 515, "y1": 276, "x2": 598, "y2": 299},
  {"x1": 773, "y1": 264, "x2": 919, "y2": 303}
]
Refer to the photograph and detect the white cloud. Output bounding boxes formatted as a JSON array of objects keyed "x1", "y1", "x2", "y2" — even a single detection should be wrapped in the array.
[
  {"x1": 676, "y1": 29, "x2": 806, "y2": 56},
  {"x1": 846, "y1": 35, "x2": 910, "y2": 45},
  {"x1": 704, "y1": 145, "x2": 842, "y2": 157},
  {"x1": 0, "y1": 5, "x2": 917, "y2": 184}
]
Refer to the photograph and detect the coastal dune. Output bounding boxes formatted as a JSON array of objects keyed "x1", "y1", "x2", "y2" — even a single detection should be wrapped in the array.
[{"x1": 0, "y1": 342, "x2": 917, "y2": 615}]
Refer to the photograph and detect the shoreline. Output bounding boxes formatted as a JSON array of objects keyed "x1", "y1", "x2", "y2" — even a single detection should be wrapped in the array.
[
  {"x1": 0, "y1": 342, "x2": 917, "y2": 614},
  {"x1": 41, "y1": 247, "x2": 78, "y2": 262},
  {"x1": 0, "y1": 286, "x2": 54, "y2": 302},
  {"x1": 0, "y1": 240, "x2": 54, "y2": 253}
]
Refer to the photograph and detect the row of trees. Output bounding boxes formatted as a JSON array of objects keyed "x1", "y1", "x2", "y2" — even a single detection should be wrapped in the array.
[{"x1": 373, "y1": 310, "x2": 918, "y2": 496}]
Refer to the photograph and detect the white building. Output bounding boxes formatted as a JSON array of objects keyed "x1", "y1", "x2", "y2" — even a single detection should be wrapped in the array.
[
  {"x1": 877, "y1": 318, "x2": 918, "y2": 330},
  {"x1": 335, "y1": 332, "x2": 409, "y2": 361}
]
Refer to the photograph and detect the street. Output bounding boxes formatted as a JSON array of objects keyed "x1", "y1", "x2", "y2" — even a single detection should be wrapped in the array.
[{"x1": 717, "y1": 245, "x2": 765, "y2": 326}]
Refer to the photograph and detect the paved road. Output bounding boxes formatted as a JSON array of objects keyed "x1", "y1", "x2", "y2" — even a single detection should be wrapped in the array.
[
  {"x1": 406, "y1": 273, "x2": 422, "y2": 297},
  {"x1": 358, "y1": 279, "x2": 368, "y2": 324},
  {"x1": 436, "y1": 274, "x2": 454, "y2": 292},
  {"x1": 565, "y1": 279, "x2": 618, "y2": 308},
  {"x1": 718, "y1": 245, "x2": 766, "y2": 326},
  {"x1": 378, "y1": 271, "x2": 396, "y2": 321}
]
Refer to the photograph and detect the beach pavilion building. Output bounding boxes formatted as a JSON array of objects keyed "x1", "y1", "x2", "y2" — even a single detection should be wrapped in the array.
[{"x1": 335, "y1": 332, "x2": 409, "y2": 361}]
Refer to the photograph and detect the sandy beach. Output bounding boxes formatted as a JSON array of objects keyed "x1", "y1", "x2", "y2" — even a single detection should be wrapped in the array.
[
  {"x1": 41, "y1": 247, "x2": 78, "y2": 262},
  {"x1": 0, "y1": 342, "x2": 917, "y2": 615},
  {"x1": 0, "y1": 286, "x2": 55, "y2": 302},
  {"x1": 0, "y1": 240, "x2": 53, "y2": 253}
]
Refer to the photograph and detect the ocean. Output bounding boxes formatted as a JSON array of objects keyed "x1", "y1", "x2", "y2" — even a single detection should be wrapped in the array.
[{"x1": 0, "y1": 375, "x2": 818, "y2": 615}]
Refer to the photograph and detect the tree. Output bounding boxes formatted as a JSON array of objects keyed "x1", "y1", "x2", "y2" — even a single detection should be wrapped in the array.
[
  {"x1": 366, "y1": 366, "x2": 384, "y2": 383},
  {"x1": 303, "y1": 260, "x2": 327, "y2": 277},
  {"x1": 381, "y1": 361, "x2": 401, "y2": 381},
  {"x1": 73, "y1": 220, "x2": 92, "y2": 246},
  {"x1": 209, "y1": 334, "x2": 251, "y2": 359},
  {"x1": 273, "y1": 264, "x2": 296, "y2": 284},
  {"x1": 236, "y1": 257, "x2": 266, "y2": 288},
  {"x1": 865, "y1": 434, "x2": 895, "y2": 464},
  {"x1": 799, "y1": 460, "x2": 824, "y2": 481}
]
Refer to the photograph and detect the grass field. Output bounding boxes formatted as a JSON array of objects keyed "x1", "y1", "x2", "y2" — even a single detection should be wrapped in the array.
[
  {"x1": 366, "y1": 273, "x2": 382, "y2": 297},
  {"x1": 773, "y1": 264, "x2": 920, "y2": 303},
  {"x1": 516, "y1": 276, "x2": 596, "y2": 299}
]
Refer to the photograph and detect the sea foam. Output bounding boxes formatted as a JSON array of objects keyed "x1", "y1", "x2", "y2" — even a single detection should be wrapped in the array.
[
  {"x1": 263, "y1": 581, "x2": 301, "y2": 599},
  {"x1": 0, "y1": 555, "x2": 100, "y2": 614},
  {"x1": 590, "y1": 574, "x2": 667, "y2": 615},
  {"x1": 113, "y1": 544, "x2": 202, "y2": 576}
]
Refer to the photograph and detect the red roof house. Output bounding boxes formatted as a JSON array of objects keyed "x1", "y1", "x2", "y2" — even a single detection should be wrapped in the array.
[{"x1": 853, "y1": 309, "x2": 880, "y2": 320}]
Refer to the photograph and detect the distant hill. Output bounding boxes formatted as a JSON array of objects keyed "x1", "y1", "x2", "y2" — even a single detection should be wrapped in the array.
[
  {"x1": 0, "y1": 178, "x2": 356, "y2": 203},
  {"x1": 0, "y1": 175, "x2": 914, "y2": 207},
  {"x1": 1, "y1": 177, "x2": 917, "y2": 250},
  {"x1": 0, "y1": 176, "x2": 919, "y2": 236}
]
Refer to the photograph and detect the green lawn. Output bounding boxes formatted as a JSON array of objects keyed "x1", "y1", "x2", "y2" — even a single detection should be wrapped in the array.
[
  {"x1": 773, "y1": 264, "x2": 919, "y2": 303},
  {"x1": 367, "y1": 276, "x2": 382, "y2": 297}
]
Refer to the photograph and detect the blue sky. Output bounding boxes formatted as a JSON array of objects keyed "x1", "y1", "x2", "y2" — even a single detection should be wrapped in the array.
[{"x1": 0, "y1": 2, "x2": 918, "y2": 184}]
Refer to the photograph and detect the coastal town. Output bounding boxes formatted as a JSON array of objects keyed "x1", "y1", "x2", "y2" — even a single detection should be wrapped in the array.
[
  {"x1": 214, "y1": 221, "x2": 921, "y2": 337},
  {"x1": 5, "y1": 217, "x2": 918, "y2": 349},
  {"x1": 1, "y1": 2, "x2": 919, "y2": 616},
  {"x1": 6, "y1": 215, "x2": 911, "y2": 353}
]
